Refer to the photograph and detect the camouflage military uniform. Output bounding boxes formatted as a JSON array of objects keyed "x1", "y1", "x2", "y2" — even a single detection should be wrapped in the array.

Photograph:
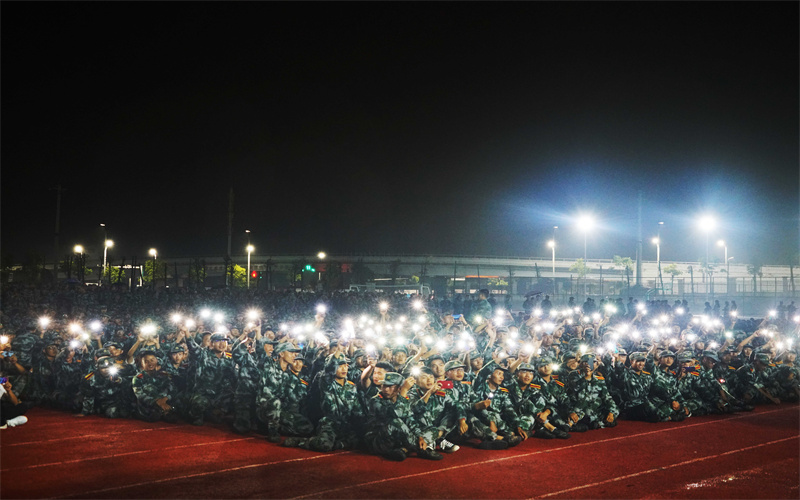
[
  {"x1": 409, "y1": 385, "x2": 460, "y2": 445},
  {"x1": 292, "y1": 375, "x2": 364, "y2": 451},
  {"x1": 185, "y1": 337, "x2": 237, "y2": 425},
  {"x1": 566, "y1": 371, "x2": 619, "y2": 428},
  {"x1": 132, "y1": 369, "x2": 179, "y2": 422},
  {"x1": 81, "y1": 360, "x2": 135, "y2": 418},
  {"x1": 531, "y1": 372, "x2": 572, "y2": 428},
  {"x1": 675, "y1": 367, "x2": 705, "y2": 414},
  {"x1": 255, "y1": 359, "x2": 314, "y2": 438},
  {"x1": 735, "y1": 362, "x2": 781, "y2": 404},
  {"x1": 613, "y1": 364, "x2": 673, "y2": 422},
  {"x1": 52, "y1": 349, "x2": 88, "y2": 412},
  {"x1": 774, "y1": 362, "x2": 800, "y2": 402},
  {"x1": 231, "y1": 339, "x2": 265, "y2": 433},
  {"x1": 363, "y1": 392, "x2": 418, "y2": 456}
]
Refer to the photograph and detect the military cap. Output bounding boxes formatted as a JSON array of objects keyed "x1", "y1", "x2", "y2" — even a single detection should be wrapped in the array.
[
  {"x1": 210, "y1": 333, "x2": 229, "y2": 342},
  {"x1": 701, "y1": 350, "x2": 720, "y2": 362},
  {"x1": 382, "y1": 372, "x2": 404, "y2": 386},
  {"x1": 262, "y1": 325, "x2": 275, "y2": 332},
  {"x1": 352, "y1": 349, "x2": 367, "y2": 359},
  {"x1": 659, "y1": 350, "x2": 676, "y2": 358},
  {"x1": 536, "y1": 356, "x2": 555, "y2": 367},
  {"x1": 617, "y1": 348, "x2": 628, "y2": 356},
  {"x1": 392, "y1": 346, "x2": 408, "y2": 355},
  {"x1": 274, "y1": 342, "x2": 301, "y2": 354},
  {"x1": 44, "y1": 332, "x2": 63, "y2": 346},
  {"x1": 376, "y1": 361, "x2": 395, "y2": 371},
  {"x1": 418, "y1": 366, "x2": 434, "y2": 376},
  {"x1": 630, "y1": 352, "x2": 647, "y2": 361},
  {"x1": 677, "y1": 352, "x2": 695, "y2": 363},
  {"x1": 517, "y1": 362, "x2": 536, "y2": 372},
  {"x1": 755, "y1": 353, "x2": 771, "y2": 364},
  {"x1": 743, "y1": 343, "x2": 754, "y2": 349},
  {"x1": 427, "y1": 354, "x2": 445, "y2": 365},
  {"x1": 94, "y1": 348, "x2": 111, "y2": 358},
  {"x1": 138, "y1": 348, "x2": 159, "y2": 358},
  {"x1": 641, "y1": 340, "x2": 654, "y2": 347},
  {"x1": 443, "y1": 360, "x2": 466, "y2": 372},
  {"x1": 169, "y1": 345, "x2": 186, "y2": 354},
  {"x1": 105, "y1": 341, "x2": 124, "y2": 349},
  {"x1": 495, "y1": 326, "x2": 509, "y2": 333},
  {"x1": 328, "y1": 339, "x2": 339, "y2": 348},
  {"x1": 263, "y1": 338, "x2": 280, "y2": 345},
  {"x1": 468, "y1": 350, "x2": 482, "y2": 359},
  {"x1": 563, "y1": 351, "x2": 578, "y2": 361},
  {"x1": 579, "y1": 353, "x2": 596, "y2": 362}
]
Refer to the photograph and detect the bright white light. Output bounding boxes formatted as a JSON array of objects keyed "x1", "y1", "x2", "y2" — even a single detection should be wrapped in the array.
[
  {"x1": 424, "y1": 335, "x2": 434, "y2": 345},
  {"x1": 577, "y1": 215, "x2": 595, "y2": 232},
  {"x1": 412, "y1": 324, "x2": 421, "y2": 332},
  {"x1": 522, "y1": 343, "x2": 534, "y2": 354},
  {"x1": 366, "y1": 344, "x2": 376, "y2": 353},
  {"x1": 605, "y1": 342, "x2": 616, "y2": 351},
  {"x1": 574, "y1": 307, "x2": 581, "y2": 314},
  {"x1": 413, "y1": 300, "x2": 423, "y2": 310},
  {"x1": 618, "y1": 324, "x2": 629, "y2": 333},
  {"x1": 90, "y1": 320, "x2": 102, "y2": 332},
  {"x1": 108, "y1": 366, "x2": 119, "y2": 376},
  {"x1": 316, "y1": 304, "x2": 327, "y2": 314},
  {"x1": 395, "y1": 336, "x2": 406, "y2": 346},
  {"x1": 303, "y1": 323, "x2": 313, "y2": 333},
  {"x1": 596, "y1": 347, "x2": 605, "y2": 355},
  {"x1": 213, "y1": 312, "x2": 224, "y2": 323},
  {"x1": 708, "y1": 341, "x2": 719, "y2": 349},
  {"x1": 69, "y1": 323, "x2": 82, "y2": 334},
  {"x1": 141, "y1": 323, "x2": 157, "y2": 336},
  {"x1": 386, "y1": 324, "x2": 394, "y2": 331},
  {"x1": 247, "y1": 309, "x2": 260, "y2": 320},
  {"x1": 247, "y1": 245, "x2": 255, "y2": 253},
  {"x1": 70, "y1": 339, "x2": 81, "y2": 349},
  {"x1": 687, "y1": 333, "x2": 697, "y2": 342},
  {"x1": 105, "y1": 239, "x2": 114, "y2": 248},
  {"x1": 317, "y1": 252, "x2": 326, "y2": 259},
  {"x1": 475, "y1": 315, "x2": 483, "y2": 323},
  {"x1": 660, "y1": 315, "x2": 669, "y2": 323},
  {"x1": 399, "y1": 316, "x2": 407, "y2": 323},
  {"x1": 592, "y1": 313, "x2": 601, "y2": 321},
  {"x1": 200, "y1": 309, "x2": 211, "y2": 319},
  {"x1": 725, "y1": 331, "x2": 733, "y2": 338},
  {"x1": 549, "y1": 310, "x2": 558, "y2": 318},
  {"x1": 794, "y1": 315, "x2": 800, "y2": 323},
  {"x1": 692, "y1": 317, "x2": 701, "y2": 325},
  {"x1": 582, "y1": 316, "x2": 590, "y2": 323},
  {"x1": 637, "y1": 303, "x2": 645, "y2": 311},
  {"x1": 81, "y1": 332, "x2": 90, "y2": 341},
  {"x1": 533, "y1": 308, "x2": 543, "y2": 317},
  {"x1": 769, "y1": 310, "x2": 777, "y2": 317},
  {"x1": 149, "y1": 248, "x2": 157, "y2": 257},
  {"x1": 669, "y1": 338, "x2": 678, "y2": 345},
  {"x1": 0, "y1": 336, "x2": 8, "y2": 344},
  {"x1": 411, "y1": 367, "x2": 421, "y2": 376},
  {"x1": 185, "y1": 319, "x2": 196, "y2": 329},
  {"x1": 579, "y1": 344, "x2": 587, "y2": 354},
  {"x1": 510, "y1": 330, "x2": 519, "y2": 339},
  {"x1": 435, "y1": 340, "x2": 447, "y2": 351},
  {"x1": 39, "y1": 317, "x2": 51, "y2": 328},
  {"x1": 697, "y1": 215, "x2": 716, "y2": 233},
  {"x1": 171, "y1": 313, "x2": 183, "y2": 323},
  {"x1": 550, "y1": 363, "x2": 560, "y2": 371},
  {"x1": 676, "y1": 307, "x2": 685, "y2": 315},
  {"x1": 731, "y1": 311, "x2": 738, "y2": 318},
  {"x1": 379, "y1": 302, "x2": 389, "y2": 312}
]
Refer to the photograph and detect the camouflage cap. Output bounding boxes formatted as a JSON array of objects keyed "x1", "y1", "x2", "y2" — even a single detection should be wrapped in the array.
[
  {"x1": 536, "y1": 356, "x2": 555, "y2": 367},
  {"x1": 97, "y1": 356, "x2": 116, "y2": 368},
  {"x1": 426, "y1": 354, "x2": 445, "y2": 365},
  {"x1": 352, "y1": 349, "x2": 367, "y2": 359},
  {"x1": 617, "y1": 348, "x2": 628, "y2": 356},
  {"x1": 659, "y1": 350, "x2": 676, "y2": 358},
  {"x1": 274, "y1": 342, "x2": 301, "y2": 354},
  {"x1": 443, "y1": 360, "x2": 466, "y2": 372},
  {"x1": 579, "y1": 353, "x2": 596, "y2": 363},
  {"x1": 629, "y1": 352, "x2": 647, "y2": 362},
  {"x1": 677, "y1": 352, "x2": 695, "y2": 363},
  {"x1": 701, "y1": 350, "x2": 720, "y2": 362},
  {"x1": 209, "y1": 333, "x2": 228, "y2": 342},
  {"x1": 169, "y1": 345, "x2": 186, "y2": 354},
  {"x1": 105, "y1": 341, "x2": 124, "y2": 349},
  {"x1": 563, "y1": 351, "x2": 578, "y2": 361},
  {"x1": 755, "y1": 353, "x2": 771, "y2": 364},
  {"x1": 517, "y1": 362, "x2": 536, "y2": 372},
  {"x1": 382, "y1": 372, "x2": 404, "y2": 386},
  {"x1": 392, "y1": 346, "x2": 408, "y2": 355},
  {"x1": 94, "y1": 348, "x2": 111, "y2": 358},
  {"x1": 44, "y1": 332, "x2": 63, "y2": 346}
]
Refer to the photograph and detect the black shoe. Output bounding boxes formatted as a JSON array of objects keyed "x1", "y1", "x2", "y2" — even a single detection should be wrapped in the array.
[
  {"x1": 505, "y1": 435, "x2": 523, "y2": 447},
  {"x1": 191, "y1": 418, "x2": 204, "y2": 426},
  {"x1": 417, "y1": 448, "x2": 444, "y2": 460},
  {"x1": 590, "y1": 422, "x2": 602, "y2": 430},
  {"x1": 533, "y1": 428, "x2": 556, "y2": 439},
  {"x1": 571, "y1": 423, "x2": 589, "y2": 432},
  {"x1": 266, "y1": 431, "x2": 282, "y2": 444},
  {"x1": 281, "y1": 437, "x2": 303, "y2": 448},
  {"x1": 477, "y1": 439, "x2": 509, "y2": 450},
  {"x1": 551, "y1": 429, "x2": 571, "y2": 439},
  {"x1": 671, "y1": 412, "x2": 686, "y2": 422},
  {"x1": 384, "y1": 449, "x2": 407, "y2": 461},
  {"x1": 556, "y1": 423, "x2": 572, "y2": 433}
]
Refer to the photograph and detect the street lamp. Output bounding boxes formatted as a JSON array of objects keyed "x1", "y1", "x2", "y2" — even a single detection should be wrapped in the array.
[
  {"x1": 698, "y1": 216, "x2": 716, "y2": 298},
  {"x1": 547, "y1": 240, "x2": 555, "y2": 295},
  {"x1": 576, "y1": 216, "x2": 594, "y2": 296},
  {"x1": 317, "y1": 251, "x2": 326, "y2": 281},
  {"x1": 149, "y1": 248, "x2": 157, "y2": 288},
  {"x1": 652, "y1": 237, "x2": 661, "y2": 295},
  {"x1": 73, "y1": 245, "x2": 84, "y2": 282},
  {"x1": 103, "y1": 239, "x2": 114, "y2": 285},
  {"x1": 717, "y1": 240, "x2": 729, "y2": 293},
  {"x1": 246, "y1": 244, "x2": 255, "y2": 289}
]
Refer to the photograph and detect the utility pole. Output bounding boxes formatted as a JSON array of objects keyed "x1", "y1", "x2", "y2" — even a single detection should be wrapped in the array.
[
  {"x1": 227, "y1": 187, "x2": 234, "y2": 287},
  {"x1": 635, "y1": 191, "x2": 643, "y2": 288}
]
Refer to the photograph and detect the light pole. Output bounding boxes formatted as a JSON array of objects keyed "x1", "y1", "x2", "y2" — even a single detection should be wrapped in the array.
[
  {"x1": 149, "y1": 248, "x2": 157, "y2": 288},
  {"x1": 547, "y1": 240, "x2": 555, "y2": 296},
  {"x1": 246, "y1": 244, "x2": 255, "y2": 289},
  {"x1": 103, "y1": 240, "x2": 114, "y2": 285},
  {"x1": 651, "y1": 237, "x2": 660, "y2": 294},
  {"x1": 577, "y1": 215, "x2": 594, "y2": 296},
  {"x1": 717, "y1": 240, "x2": 728, "y2": 294},
  {"x1": 698, "y1": 216, "x2": 716, "y2": 298},
  {"x1": 317, "y1": 252, "x2": 326, "y2": 283},
  {"x1": 74, "y1": 245, "x2": 84, "y2": 282}
]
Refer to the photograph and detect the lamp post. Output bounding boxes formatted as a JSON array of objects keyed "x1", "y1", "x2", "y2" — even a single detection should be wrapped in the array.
[
  {"x1": 149, "y1": 248, "x2": 157, "y2": 288},
  {"x1": 74, "y1": 245, "x2": 84, "y2": 282},
  {"x1": 577, "y1": 216, "x2": 594, "y2": 296},
  {"x1": 651, "y1": 237, "x2": 660, "y2": 294},
  {"x1": 317, "y1": 252, "x2": 326, "y2": 282},
  {"x1": 246, "y1": 245, "x2": 255, "y2": 289},
  {"x1": 698, "y1": 216, "x2": 716, "y2": 298},
  {"x1": 103, "y1": 240, "x2": 114, "y2": 285},
  {"x1": 717, "y1": 240, "x2": 727, "y2": 294},
  {"x1": 547, "y1": 240, "x2": 555, "y2": 296}
]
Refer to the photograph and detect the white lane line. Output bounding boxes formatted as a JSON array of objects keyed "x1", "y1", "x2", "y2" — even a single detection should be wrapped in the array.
[
  {"x1": 1, "y1": 437, "x2": 257, "y2": 472},
  {"x1": 532, "y1": 435, "x2": 800, "y2": 499},
  {"x1": 289, "y1": 407, "x2": 796, "y2": 499},
  {"x1": 5, "y1": 425, "x2": 186, "y2": 446},
  {"x1": 57, "y1": 451, "x2": 353, "y2": 499}
]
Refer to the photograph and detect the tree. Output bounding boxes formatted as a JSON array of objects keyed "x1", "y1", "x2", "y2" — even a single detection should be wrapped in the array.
[
  {"x1": 663, "y1": 263, "x2": 682, "y2": 291},
  {"x1": 187, "y1": 259, "x2": 207, "y2": 287},
  {"x1": 612, "y1": 255, "x2": 635, "y2": 290},
  {"x1": 488, "y1": 277, "x2": 508, "y2": 288},
  {"x1": 570, "y1": 259, "x2": 588, "y2": 278},
  {"x1": 143, "y1": 259, "x2": 168, "y2": 286},
  {"x1": 747, "y1": 258, "x2": 764, "y2": 294},
  {"x1": 104, "y1": 266, "x2": 127, "y2": 284},
  {"x1": 231, "y1": 264, "x2": 247, "y2": 288}
]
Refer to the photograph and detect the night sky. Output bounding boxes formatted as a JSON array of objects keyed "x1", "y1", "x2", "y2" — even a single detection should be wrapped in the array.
[{"x1": 2, "y1": 2, "x2": 798, "y2": 268}]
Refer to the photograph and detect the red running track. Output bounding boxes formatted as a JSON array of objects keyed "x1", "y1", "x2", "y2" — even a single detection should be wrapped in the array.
[{"x1": 1, "y1": 404, "x2": 798, "y2": 499}]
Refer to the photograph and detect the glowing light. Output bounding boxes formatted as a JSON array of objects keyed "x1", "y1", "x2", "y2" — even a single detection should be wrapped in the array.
[
  {"x1": 365, "y1": 344, "x2": 376, "y2": 353},
  {"x1": 435, "y1": 340, "x2": 447, "y2": 351},
  {"x1": 395, "y1": 336, "x2": 406, "y2": 346},
  {"x1": 413, "y1": 300, "x2": 423, "y2": 310},
  {"x1": 424, "y1": 335, "x2": 434, "y2": 345},
  {"x1": 108, "y1": 366, "x2": 119, "y2": 376},
  {"x1": 675, "y1": 307, "x2": 685, "y2": 315},
  {"x1": 213, "y1": 312, "x2": 224, "y2": 323},
  {"x1": 379, "y1": 302, "x2": 389, "y2": 312},
  {"x1": 605, "y1": 342, "x2": 616, "y2": 351},
  {"x1": 582, "y1": 316, "x2": 590, "y2": 323},
  {"x1": 247, "y1": 309, "x2": 260, "y2": 320},
  {"x1": 39, "y1": 317, "x2": 51, "y2": 328},
  {"x1": 687, "y1": 333, "x2": 697, "y2": 342},
  {"x1": 475, "y1": 315, "x2": 483, "y2": 323},
  {"x1": 550, "y1": 363, "x2": 561, "y2": 371},
  {"x1": 141, "y1": 323, "x2": 157, "y2": 336},
  {"x1": 579, "y1": 344, "x2": 587, "y2": 354},
  {"x1": 725, "y1": 331, "x2": 733, "y2": 339},
  {"x1": 697, "y1": 215, "x2": 716, "y2": 233},
  {"x1": 592, "y1": 313, "x2": 601, "y2": 321},
  {"x1": 670, "y1": 338, "x2": 678, "y2": 345},
  {"x1": 90, "y1": 320, "x2": 102, "y2": 332},
  {"x1": 731, "y1": 311, "x2": 738, "y2": 318},
  {"x1": 522, "y1": 343, "x2": 534, "y2": 354},
  {"x1": 637, "y1": 303, "x2": 646, "y2": 311},
  {"x1": 596, "y1": 347, "x2": 605, "y2": 355},
  {"x1": 708, "y1": 341, "x2": 719, "y2": 349},
  {"x1": 0, "y1": 336, "x2": 8, "y2": 344},
  {"x1": 549, "y1": 310, "x2": 558, "y2": 318},
  {"x1": 185, "y1": 319, "x2": 196, "y2": 329},
  {"x1": 692, "y1": 317, "x2": 701, "y2": 325},
  {"x1": 533, "y1": 308, "x2": 543, "y2": 317},
  {"x1": 200, "y1": 309, "x2": 211, "y2": 319},
  {"x1": 69, "y1": 323, "x2": 82, "y2": 334},
  {"x1": 411, "y1": 367, "x2": 421, "y2": 377},
  {"x1": 574, "y1": 307, "x2": 581, "y2": 314},
  {"x1": 399, "y1": 316, "x2": 407, "y2": 323},
  {"x1": 316, "y1": 304, "x2": 327, "y2": 314},
  {"x1": 171, "y1": 313, "x2": 183, "y2": 323}
]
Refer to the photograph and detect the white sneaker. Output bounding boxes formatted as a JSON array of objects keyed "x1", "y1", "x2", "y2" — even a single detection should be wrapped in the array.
[
  {"x1": 0, "y1": 424, "x2": 7, "y2": 430},
  {"x1": 6, "y1": 416, "x2": 27, "y2": 427},
  {"x1": 439, "y1": 438, "x2": 460, "y2": 453}
]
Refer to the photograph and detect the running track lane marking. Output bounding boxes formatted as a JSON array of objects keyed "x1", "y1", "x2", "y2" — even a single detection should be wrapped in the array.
[
  {"x1": 288, "y1": 407, "x2": 796, "y2": 499},
  {"x1": 531, "y1": 435, "x2": 800, "y2": 499},
  {"x1": 5, "y1": 425, "x2": 186, "y2": 446},
  {"x1": 56, "y1": 452, "x2": 353, "y2": 500},
  {"x1": 1, "y1": 437, "x2": 257, "y2": 472}
]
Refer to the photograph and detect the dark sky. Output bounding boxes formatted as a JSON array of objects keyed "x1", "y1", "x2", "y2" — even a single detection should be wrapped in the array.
[{"x1": 2, "y1": 2, "x2": 798, "y2": 267}]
